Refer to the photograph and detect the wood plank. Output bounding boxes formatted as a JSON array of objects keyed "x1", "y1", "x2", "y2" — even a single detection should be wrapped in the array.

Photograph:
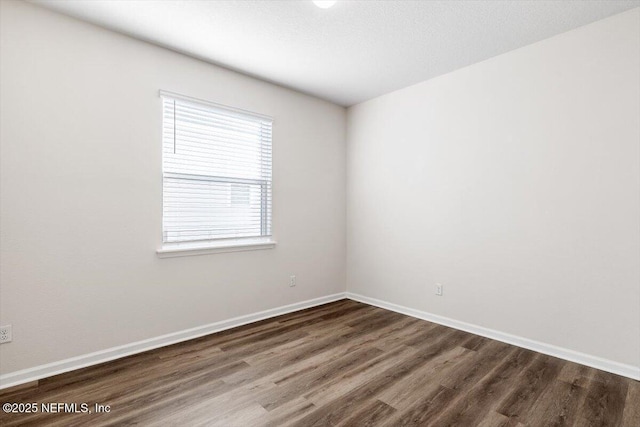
[
  {"x1": 287, "y1": 329, "x2": 471, "y2": 427},
  {"x1": 557, "y1": 360, "x2": 594, "y2": 388},
  {"x1": 439, "y1": 338, "x2": 514, "y2": 391},
  {"x1": 574, "y1": 370, "x2": 629, "y2": 427},
  {"x1": 476, "y1": 411, "x2": 519, "y2": 427},
  {"x1": 379, "y1": 385, "x2": 457, "y2": 427},
  {"x1": 377, "y1": 345, "x2": 470, "y2": 409},
  {"x1": 251, "y1": 397, "x2": 316, "y2": 427},
  {"x1": 337, "y1": 399, "x2": 397, "y2": 427},
  {"x1": 257, "y1": 346, "x2": 384, "y2": 411},
  {"x1": 622, "y1": 379, "x2": 640, "y2": 427},
  {"x1": 525, "y1": 378, "x2": 586, "y2": 426},
  {"x1": 305, "y1": 344, "x2": 418, "y2": 407},
  {"x1": 427, "y1": 347, "x2": 537, "y2": 426},
  {"x1": 496, "y1": 353, "x2": 564, "y2": 423}
]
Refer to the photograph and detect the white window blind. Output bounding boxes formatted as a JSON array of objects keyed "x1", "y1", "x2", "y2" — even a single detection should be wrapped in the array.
[{"x1": 161, "y1": 91, "x2": 272, "y2": 244}]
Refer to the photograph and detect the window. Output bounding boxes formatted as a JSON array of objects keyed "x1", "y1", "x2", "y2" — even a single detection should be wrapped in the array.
[{"x1": 160, "y1": 91, "x2": 273, "y2": 250}]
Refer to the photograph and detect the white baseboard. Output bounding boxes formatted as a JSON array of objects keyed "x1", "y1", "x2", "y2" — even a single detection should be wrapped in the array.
[
  {"x1": 347, "y1": 292, "x2": 640, "y2": 381},
  {"x1": 0, "y1": 292, "x2": 347, "y2": 390},
  {"x1": 2, "y1": 290, "x2": 637, "y2": 390}
]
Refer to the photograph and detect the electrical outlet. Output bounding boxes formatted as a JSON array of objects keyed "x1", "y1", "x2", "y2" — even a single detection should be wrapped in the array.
[
  {"x1": 289, "y1": 275, "x2": 296, "y2": 287},
  {"x1": 435, "y1": 283, "x2": 443, "y2": 296},
  {"x1": 0, "y1": 325, "x2": 12, "y2": 344}
]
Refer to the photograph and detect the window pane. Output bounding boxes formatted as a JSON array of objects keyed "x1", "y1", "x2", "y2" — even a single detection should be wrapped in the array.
[{"x1": 162, "y1": 94, "x2": 272, "y2": 243}]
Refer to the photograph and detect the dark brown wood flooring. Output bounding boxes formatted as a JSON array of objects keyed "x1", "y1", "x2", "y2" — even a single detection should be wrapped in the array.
[{"x1": 0, "y1": 299, "x2": 638, "y2": 426}]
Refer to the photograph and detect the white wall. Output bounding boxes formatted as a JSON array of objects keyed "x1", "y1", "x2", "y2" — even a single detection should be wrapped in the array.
[
  {"x1": 0, "y1": 0, "x2": 346, "y2": 374},
  {"x1": 347, "y1": 8, "x2": 640, "y2": 368}
]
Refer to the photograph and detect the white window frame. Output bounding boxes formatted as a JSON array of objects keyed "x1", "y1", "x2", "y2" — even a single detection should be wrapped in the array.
[{"x1": 157, "y1": 90, "x2": 276, "y2": 257}]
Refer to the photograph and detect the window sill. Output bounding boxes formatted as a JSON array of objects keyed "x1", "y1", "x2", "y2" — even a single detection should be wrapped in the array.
[{"x1": 156, "y1": 238, "x2": 277, "y2": 258}]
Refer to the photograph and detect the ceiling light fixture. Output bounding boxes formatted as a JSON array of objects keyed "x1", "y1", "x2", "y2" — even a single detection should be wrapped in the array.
[{"x1": 313, "y1": 1, "x2": 337, "y2": 9}]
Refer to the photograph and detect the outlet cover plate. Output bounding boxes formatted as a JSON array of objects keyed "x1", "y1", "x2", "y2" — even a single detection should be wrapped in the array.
[{"x1": 0, "y1": 325, "x2": 12, "y2": 343}]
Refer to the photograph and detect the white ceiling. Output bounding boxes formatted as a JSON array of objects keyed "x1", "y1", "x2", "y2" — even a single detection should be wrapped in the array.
[{"x1": 32, "y1": 0, "x2": 640, "y2": 106}]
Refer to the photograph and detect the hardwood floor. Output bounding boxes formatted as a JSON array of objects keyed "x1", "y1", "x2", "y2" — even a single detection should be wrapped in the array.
[{"x1": 0, "y1": 299, "x2": 638, "y2": 426}]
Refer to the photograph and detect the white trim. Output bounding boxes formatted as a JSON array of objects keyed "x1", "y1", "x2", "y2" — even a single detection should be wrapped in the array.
[
  {"x1": 0, "y1": 293, "x2": 346, "y2": 390},
  {"x1": 157, "y1": 238, "x2": 277, "y2": 258},
  {"x1": 2, "y1": 291, "x2": 637, "y2": 390},
  {"x1": 158, "y1": 90, "x2": 273, "y2": 122},
  {"x1": 347, "y1": 292, "x2": 640, "y2": 381}
]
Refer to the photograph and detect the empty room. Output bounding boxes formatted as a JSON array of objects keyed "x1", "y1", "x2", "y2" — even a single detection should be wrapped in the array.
[{"x1": 0, "y1": 0, "x2": 639, "y2": 425}]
